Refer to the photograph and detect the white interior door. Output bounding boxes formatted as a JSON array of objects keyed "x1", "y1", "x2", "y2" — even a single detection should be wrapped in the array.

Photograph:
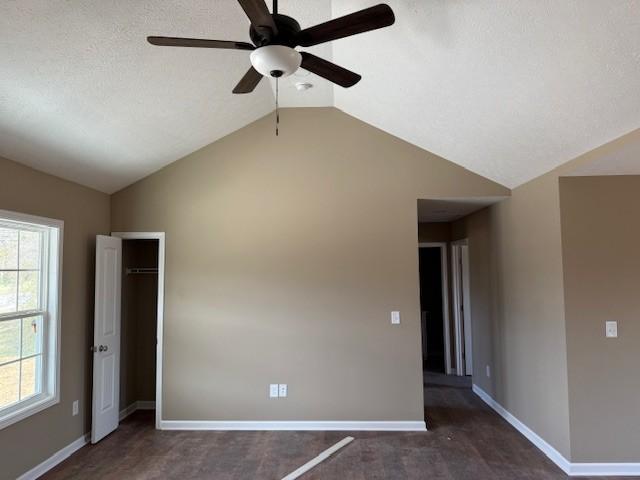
[
  {"x1": 452, "y1": 245, "x2": 464, "y2": 376},
  {"x1": 452, "y1": 241, "x2": 473, "y2": 376},
  {"x1": 91, "y1": 235, "x2": 122, "y2": 443},
  {"x1": 461, "y1": 245, "x2": 473, "y2": 375}
]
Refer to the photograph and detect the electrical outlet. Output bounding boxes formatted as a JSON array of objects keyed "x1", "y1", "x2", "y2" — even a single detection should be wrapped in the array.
[
  {"x1": 72, "y1": 400, "x2": 79, "y2": 416},
  {"x1": 606, "y1": 321, "x2": 618, "y2": 338},
  {"x1": 391, "y1": 311, "x2": 401, "y2": 325},
  {"x1": 278, "y1": 384, "x2": 288, "y2": 398},
  {"x1": 269, "y1": 384, "x2": 279, "y2": 398},
  {"x1": 486, "y1": 365, "x2": 491, "y2": 378}
]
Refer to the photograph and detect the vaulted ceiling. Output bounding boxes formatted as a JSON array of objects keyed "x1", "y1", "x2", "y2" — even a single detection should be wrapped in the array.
[{"x1": 1, "y1": 0, "x2": 639, "y2": 193}]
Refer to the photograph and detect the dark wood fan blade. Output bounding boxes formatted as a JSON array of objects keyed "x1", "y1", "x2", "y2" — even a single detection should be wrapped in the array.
[
  {"x1": 233, "y1": 66, "x2": 263, "y2": 94},
  {"x1": 147, "y1": 36, "x2": 255, "y2": 50},
  {"x1": 237, "y1": 0, "x2": 278, "y2": 36},
  {"x1": 296, "y1": 4, "x2": 394, "y2": 47},
  {"x1": 300, "y1": 52, "x2": 361, "y2": 88}
]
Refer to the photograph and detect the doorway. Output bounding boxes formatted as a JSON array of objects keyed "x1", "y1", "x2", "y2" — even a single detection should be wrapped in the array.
[
  {"x1": 418, "y1": 243, "x2": 451, "y2": 375},
  {"x1": 119, "y1": 239, "x2": 159, "y2": 420},
  {"x1": 91, "y1": 232, "x2": 165, "y2": 443}
]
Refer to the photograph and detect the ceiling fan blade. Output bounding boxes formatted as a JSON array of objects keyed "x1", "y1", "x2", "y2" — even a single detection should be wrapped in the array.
[
  {"x1": 237, "y1": 0, "x2": 278, "y2": 36},
  {"x1": 300, "y1": 52, "x2": 361, "y2": 88},
  {"x1": 296, "y1": 4, "x2": 395, "y2": 47},
  {"x1": 147, "y1": 36, "x2": 255, "y2": 50},
  {"x1": 233, "y1": 66, "x2": 264, "y2": 94}
]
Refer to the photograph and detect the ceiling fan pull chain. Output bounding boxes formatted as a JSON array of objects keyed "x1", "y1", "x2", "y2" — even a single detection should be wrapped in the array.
[{"x1": 276, "y1": 77, "x2": 279, "y2": 136}]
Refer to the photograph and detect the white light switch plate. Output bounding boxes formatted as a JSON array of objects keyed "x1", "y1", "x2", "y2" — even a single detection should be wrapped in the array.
[
  {"x1": 278, "y1": 384, "x2": 287, "y2": 397},
  {"x1": 72, "y1": 400, "x2": 79, "y2": 416},
  {"x1": 606, "y1": 321, "x2": 618, "y2": 338},
  {"x1": 269, "y1": 384, "x2": 279, "y2": 398},
  {"x1": 391, "y1": 311, "x2": 401, "y2": 325}
]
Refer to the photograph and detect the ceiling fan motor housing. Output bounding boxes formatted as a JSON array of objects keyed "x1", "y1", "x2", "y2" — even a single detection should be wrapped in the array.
[
  {"x1": 249, "y1": 14, "x2": 301, "y2": 47},
  {"x1": 250, "y1": 45, "x2": 302, "y2": 78}
]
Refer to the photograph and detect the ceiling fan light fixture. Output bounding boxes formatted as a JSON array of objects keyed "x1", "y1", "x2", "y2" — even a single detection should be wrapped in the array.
[{"x1": 250, "y1": 45, "x2": 302, "y2": 78}]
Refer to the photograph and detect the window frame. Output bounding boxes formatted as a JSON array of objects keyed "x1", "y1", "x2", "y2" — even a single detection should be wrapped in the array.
[{"x1": 0, "y1": 209, "x2": 63, "y2": 430}]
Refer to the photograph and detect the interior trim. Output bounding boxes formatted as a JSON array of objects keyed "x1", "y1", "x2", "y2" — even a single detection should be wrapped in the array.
[{"x1": 160, "y1": 420, "x2": 427, "y2": 431}]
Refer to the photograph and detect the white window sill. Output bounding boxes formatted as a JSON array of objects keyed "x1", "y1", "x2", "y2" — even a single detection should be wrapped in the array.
[{"x1": 0, "y1": 394, "x2": 59, "y2": 431}]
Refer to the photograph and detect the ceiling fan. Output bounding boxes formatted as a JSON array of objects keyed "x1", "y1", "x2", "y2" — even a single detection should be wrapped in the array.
[{"x1": 147, "y1": 1, "x2": 395, "y2": 94}]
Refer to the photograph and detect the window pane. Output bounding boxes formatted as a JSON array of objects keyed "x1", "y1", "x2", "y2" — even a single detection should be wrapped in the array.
[
  {"x1": 0, "y1": 272, "x2": 17, "y2": 314},
  {"x1": 0, "y1": 228, "x2": 18, "y2": 270},
  {"x1": 18, "y1": 271, "x2": 40, "y2": 311},
  {"x1": 22, "y1": 316, "x2": 43, "y2": 357},
  {"x1": 0, "y1": 320, "x2": 20, "y2": 364},
  {"x1": 19, "y1": 230, "x2": 42, "y2": 270},
  {"x1": 0, "y1": 361, "x2": 19, "y2": 408},
  {"x1": 20, "y1": 356, "x2": 40, "y2": 400}
]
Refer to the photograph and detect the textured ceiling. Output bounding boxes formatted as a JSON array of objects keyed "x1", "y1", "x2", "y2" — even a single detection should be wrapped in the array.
[
  {"x1": 334, "y1": 0, "x2": 640, "y2": 188},
  {"x1": 0, "y1": 0, "x2": 276, "y2": 193},
  {"x1": 1, "y1": 1, "x2": 639, "y2": 193},
  {"x1": 418, "y1": 197, "x2": 507, "y2": 223}
]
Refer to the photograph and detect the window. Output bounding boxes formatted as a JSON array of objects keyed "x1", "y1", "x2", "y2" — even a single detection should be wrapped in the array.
[{"x1": 0, "y1": 209, "x2": 62, "y2": 430}]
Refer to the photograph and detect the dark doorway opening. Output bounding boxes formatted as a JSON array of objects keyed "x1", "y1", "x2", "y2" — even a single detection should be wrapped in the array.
[
  {"x1": 120, "y1": 239, "x2": 159, "y2": 417},
  {"x1": 419, "y1": 247, "x2": 445, "y2": 374}
]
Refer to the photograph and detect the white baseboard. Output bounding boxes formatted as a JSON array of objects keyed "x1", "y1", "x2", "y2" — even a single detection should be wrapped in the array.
[
  {"x1": 119, "y1": 402, "x2": 139, "y2": 421},
  {"x1": 472, "y1": 384, "x2": 640, "y2": 477},
  {"x1": 471, "y1": 384, "x2": 570, "y2": 473},
  {"x1": 569, "y1": 463, "x2": 640, "y2": 476},
  {"x1": 136, "y1": 400, "x2": 156, "y2": 410},
  {"x1": 119, "y1": 400, "x2": 157, "y2": 421},
  {"x1": 17, "y1": 400, "x2": 156, "y2": 480},
  {"x1": 160, "y1": 420, "x2": 427, "y2": 431},
  {"x1": 18, "y1": 400, "x2": 157, "y2": 480},
  {"x1": 16, "y1": 434, "x2": 89, "y2": 480}
]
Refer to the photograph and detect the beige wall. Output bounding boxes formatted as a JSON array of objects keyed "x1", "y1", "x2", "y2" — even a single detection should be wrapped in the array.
[
  {"x1": 111, "y1": 107, "x2": 509, "y2": 423},
  {"x1": 0, "y1": 156, "x2": 110, "y2": 479},
  {"x1": 452, "y1": 170, "x2": 571, "y2": 458},
  {"x1": 417, "y1": 222, "x2": 451, "y2": 243},
  {"x1": 560, "y1": 175, "x2": 640, "y2": 462},
  {"x1": 1, "y1": 104, "x2": 635, "y2": 477},
  {"x1": 450, "y1": 129, "x2": 640, "y2": 463},
  {"x1": 120, "y1": 240, "x2": 158, "y2": 410},
  {"x1": 451, "y1": 209, "x2": 492, "y2": 384}
]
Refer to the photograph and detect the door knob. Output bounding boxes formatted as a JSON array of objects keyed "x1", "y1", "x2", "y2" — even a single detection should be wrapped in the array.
[{"x1": 98, "y1": 345, "x2": 108, "y2": 352}]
